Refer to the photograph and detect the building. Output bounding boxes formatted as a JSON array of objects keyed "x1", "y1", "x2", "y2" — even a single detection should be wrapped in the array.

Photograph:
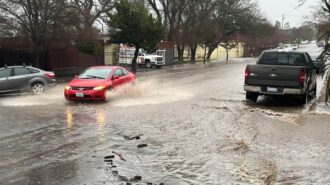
[
  {"x1": 104, "y1": 43, "x2": 119, "y2": 65},
  {"x1": 195, "y1": 42, "x2": 245, "y2": 60}
]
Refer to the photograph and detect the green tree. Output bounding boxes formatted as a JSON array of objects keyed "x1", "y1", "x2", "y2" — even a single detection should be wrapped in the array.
[{"x1": 108, "y1": 0, "x2": 163, "y2": 73}]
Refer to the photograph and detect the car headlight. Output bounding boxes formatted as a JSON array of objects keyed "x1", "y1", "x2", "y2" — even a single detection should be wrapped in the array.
[
  {"x1": 93, "y1": 86, "x2": 106, "y2": 91},
  {"x1": 65, "y1": 86, "x2": 72, "y2": 90}
]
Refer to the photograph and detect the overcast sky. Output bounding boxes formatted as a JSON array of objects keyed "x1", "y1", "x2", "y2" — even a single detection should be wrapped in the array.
[{"x1": 257, "y1": 0, "x2": 320, "y2": 27}]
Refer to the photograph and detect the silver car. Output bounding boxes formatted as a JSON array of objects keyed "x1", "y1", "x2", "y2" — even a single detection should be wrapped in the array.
[{"x1": 0, "y1": 66, "x2": 56, "y2": 95}]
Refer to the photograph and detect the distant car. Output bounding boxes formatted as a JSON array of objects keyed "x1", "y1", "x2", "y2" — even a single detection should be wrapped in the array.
[
  {"x1": 292, "y1": 44, "x2": 298, "y2": 50},
  {"x1": 64, "y1": 66, "x2": 135, "y2": 101},
  {"x1": 138, "y1": 52, "x2": 165, "y2": 68},
  {"x1": 0, "y1": 66, "x2": 56, "y2": 95}
]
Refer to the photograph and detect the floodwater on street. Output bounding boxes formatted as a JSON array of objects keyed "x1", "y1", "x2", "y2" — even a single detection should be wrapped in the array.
[{"x1": 1, "y1": 44, "x2": 330, "y2": 185}]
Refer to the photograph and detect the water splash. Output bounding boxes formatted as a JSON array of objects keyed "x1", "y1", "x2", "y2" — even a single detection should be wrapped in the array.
[
  {"x1": 107, "y1": 79, "x2": 194, "y2": 107},
  {"x1": 0, "y1": 86, "x2": 66, "y2": 107}
]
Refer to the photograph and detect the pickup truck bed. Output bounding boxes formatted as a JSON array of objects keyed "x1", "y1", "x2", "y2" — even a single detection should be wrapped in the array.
[{"x1": 244, "y1": 51, "x2": 317, "y2": 104}]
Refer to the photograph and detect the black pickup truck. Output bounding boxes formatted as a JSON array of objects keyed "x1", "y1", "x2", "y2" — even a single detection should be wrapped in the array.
[{"x1": 244, "y1": 51, "x2": 318, "y2": 104}]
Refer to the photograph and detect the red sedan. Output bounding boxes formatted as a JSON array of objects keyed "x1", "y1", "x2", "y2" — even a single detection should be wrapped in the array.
[{"x1": 64, "y1": 66, "x2": 135, "y2": 101}]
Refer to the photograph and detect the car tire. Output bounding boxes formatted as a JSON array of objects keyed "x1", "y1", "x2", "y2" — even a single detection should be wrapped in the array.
[
  {"x1": 246, "y1": 91, "x2": 258, "y2": 102},
  {"x1": 300, "y1": 91, "x2": 309, "y2": 105},
  {"x1": 145, "y1": 61, "x2": 152, "y2": 68},
  {"x1": 31, "y1": 82, "x2": 45, "y2": 95},
  {"x1": 312, "y1": 83, "x2": 317, "y2": 97}
]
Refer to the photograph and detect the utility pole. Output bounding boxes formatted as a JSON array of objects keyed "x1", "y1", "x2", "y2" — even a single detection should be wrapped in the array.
[{"x1": 282, "y1": 14, "x2": 285, "y2": 30}]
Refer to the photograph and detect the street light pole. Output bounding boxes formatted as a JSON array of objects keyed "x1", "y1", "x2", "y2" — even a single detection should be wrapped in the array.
[{"x1": 282, "y1": 14, "x2": 285, "y2": 30}]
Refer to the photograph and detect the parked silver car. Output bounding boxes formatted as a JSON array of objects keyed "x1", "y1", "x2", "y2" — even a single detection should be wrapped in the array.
[{"x1": 0, "y1": 66, "x2": 56, "y2": 95}]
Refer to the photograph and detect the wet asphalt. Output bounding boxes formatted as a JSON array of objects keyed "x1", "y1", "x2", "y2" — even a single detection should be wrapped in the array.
[{"x1": 1, "y1": 44, "x2": 330, "y2": 185}]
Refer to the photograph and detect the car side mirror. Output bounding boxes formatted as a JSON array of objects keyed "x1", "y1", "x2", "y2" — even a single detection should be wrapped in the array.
[{"x1": 112, "y1": 76, "x2": 119, "y2": 80}]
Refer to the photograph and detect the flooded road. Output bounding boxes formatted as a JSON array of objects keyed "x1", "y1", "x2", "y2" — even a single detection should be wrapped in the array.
[{"x1": 1, "y1": 45, "x2": 330, "y2": 185}]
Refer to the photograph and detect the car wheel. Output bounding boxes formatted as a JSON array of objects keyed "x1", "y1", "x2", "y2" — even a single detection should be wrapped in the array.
[
  {"x1": 31, "y1": 82, "x2": 45, "y2": 95},
  {"x1": 145, "y1": 61, "x2": 152, "y2": 68},
  {"x1": 246, "y1": 91, "x2": 258, "y2": 102}
]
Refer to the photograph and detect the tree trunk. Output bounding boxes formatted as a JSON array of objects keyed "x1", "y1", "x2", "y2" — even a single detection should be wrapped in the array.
[
  {"x1": 177, "y1": 46, "x2": 184, "y2": 63},
  {"x1": 95, "y1": 54, "x2": 99, "y2": 65},
  {"x1": 167, "y1": 22, "x2": 175, "y2": 41},
  {"x1": 44, "y1": 49, "x2": 50, "y2": 71},
  {"x1": 32, "y1": 45, "x2": 41, "y2": 68},
  {"x1": 326, "y1": 75, "x2": 330, "y2": 103},
  {"x1": 190, "y1": 46, "x2": 197, "y2": 63},
  {"x1": 131, "y1": 47, "x2": 139, "y2": 74},
  {"x1": 203, "y1": 44, "x2": 207, "y2": 64},
  {"x1": 206, "y1": 46, "x2": 217, "y2": 60},
  {"x1": 226, "y1": 49, "x2": 229, "y2": 62}
]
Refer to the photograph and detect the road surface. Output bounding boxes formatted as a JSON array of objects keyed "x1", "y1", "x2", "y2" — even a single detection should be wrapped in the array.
[{"x1": 0, "y1": 44, "x2": 329, "y2": 185}]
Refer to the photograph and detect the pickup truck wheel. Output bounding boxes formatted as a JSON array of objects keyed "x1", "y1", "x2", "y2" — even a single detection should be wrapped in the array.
[
  {"x1": 300, "y1": 91, "x2": 309, "y2": 105},
  {"x1": 145, "y1": 61, "x2": 152, "y2": 68},
  {"x1": 246, "y1": 92, "x2": 258, "y2": 102},
  {"x1": 312, "y1": 83, "x2": 317, "y2": 97}
]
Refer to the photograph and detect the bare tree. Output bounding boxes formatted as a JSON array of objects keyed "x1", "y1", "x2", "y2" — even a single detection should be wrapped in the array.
[
  {"x1": 147, "y1": 0, "x2": 187, "y2": 41},
  {"x1": 171, "y1": 0, "x2": 210, "y2": 63},
  {"x1": 70, "y1": 0, "x2": 114, "y2": 38},
  {"x1": 0, "y1": 0, "x2": 68, "y2": 68},
  {"x1": 311, "y1": 0, "x2": 330, "y2": 103},
  {"x1": 204, "y1": 0, "x2": 258, "y2": 60},
  {"x1": 219, "y1": 39, "x2": 238, "y2": 62},
  {"x1": 69, "y1": 0, "x2": 115, "y2": 64}
]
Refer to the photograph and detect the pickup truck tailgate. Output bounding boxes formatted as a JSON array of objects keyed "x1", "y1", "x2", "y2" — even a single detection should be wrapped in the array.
[{"x1": 246, "y1": 65, "x2": 302, "y2": 88}]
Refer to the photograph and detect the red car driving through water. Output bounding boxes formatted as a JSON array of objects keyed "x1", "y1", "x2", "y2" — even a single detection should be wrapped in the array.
[{"x1": 64, "y1": 66, "x2": 135, "y2": 101}]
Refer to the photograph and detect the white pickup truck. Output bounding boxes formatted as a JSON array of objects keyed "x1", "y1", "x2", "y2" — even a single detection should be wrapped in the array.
[
  {"x1": 138, "y1": 52, "x2": 165, "y2": 68},
  {"x1": 119, "y1": 48, "x2": 166, "y2": 68}
]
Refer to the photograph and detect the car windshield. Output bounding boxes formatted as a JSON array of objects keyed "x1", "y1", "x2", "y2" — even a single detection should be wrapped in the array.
[
  {"x1": 258, "y1": 52, "x2": 307, "y2": 66},
  {"x1": 78, "y1": 68, "x2": 112, "y2": 79}
]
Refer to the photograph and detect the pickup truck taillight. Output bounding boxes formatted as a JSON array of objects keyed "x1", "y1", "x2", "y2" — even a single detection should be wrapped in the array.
[
  {"x1": 299, "y1": 69, "x2": 306, "y2": 86},
  {"x1": 245, "y1": 67, "x2": 249, "y2": 81}
]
